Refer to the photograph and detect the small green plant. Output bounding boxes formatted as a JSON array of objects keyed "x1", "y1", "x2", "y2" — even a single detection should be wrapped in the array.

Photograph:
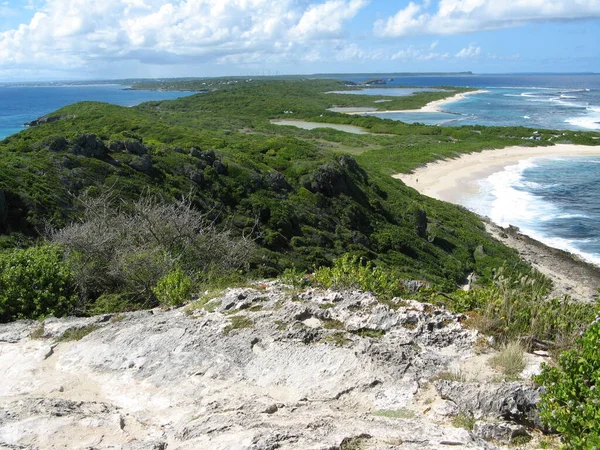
[
  {"x1": 152, "y1": 267, "x2": 193, "y2": 306},
  {"x1": 29, "y1": 322, "x2": 46, "y2": 339},
  {"x1": 355, "y1": 329, "x2": 385, "y2": 338},
  {"x1": 325, "y1": 332, "x2": 350, "y2": 346},
  {"x1": 280, "y1": 267, "x2": 308, "y2": 288},
  {"x1": 223, "y1": 315, "x2": 254, "y2": 335},
  {"x1": 451, "y1": 413, "x2": 476, "y2": 430},
  {"x1": 489, "y1": 341, "x2": 526, "y2": 379},
  {"x1": 56, "y1": 324, "x2": 100, "y2": 342},
  {"x1": 432, "y1": 369, "x2": 467, "y2": 382},
  {"x1": 534, "y1": 320, "x2": 600, "y2": 449},
  {"x1": 373, "y1": 408, "x2": 415, "y2": 419},
  {"x1": 313, "y1": 254, "x2": 404, "y2": 299},
  {"x1": 323, "y1": 318, "x2": 345, "y2": 330},
  {"x1": 0, "y1": 244, "x2": 77, "y2": 322},
  {"x1": 510, "y1": 435, "x2": 532, "y2": 446}
]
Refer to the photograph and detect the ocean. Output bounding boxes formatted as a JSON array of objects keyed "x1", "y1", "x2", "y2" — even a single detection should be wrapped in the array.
[
  {"x1": 0, "y1": 84, "x2": 194, "y2": 140},
  {"x1": 342, "y1": 74, "x2": 600, "y2": 266}
]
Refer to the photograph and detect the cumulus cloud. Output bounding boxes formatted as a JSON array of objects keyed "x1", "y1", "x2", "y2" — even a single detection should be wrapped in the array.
[
  {"x1": 375, "y1": 0, "x2": 600, "y2": 37},
  {"x1": 455, "y1": 44, "x2": 481, "y2": 59},
  {"x1": 0, "y1": 0, "x2": 369, "y2": 72},
  {"x1": 391, "y1": 45, "x2": 449, "y2": 61}
]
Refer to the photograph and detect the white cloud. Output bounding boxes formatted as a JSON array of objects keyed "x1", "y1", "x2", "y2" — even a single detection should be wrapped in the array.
[
  {"x1": 375, "y1": 0, "x2": 600, "y2": 37},
  {"x1": 391, "y1": 45, "x2": 449, "y2": 61},
  {"x1": 455, "y1": 44, "x2": 481, "y2": 59},
  {"x1": 289, "y1": 0, "x2": 369, "y2": 40},
  {"x1": 0, "y1": 0, "x2": 369, "y2": 73}
]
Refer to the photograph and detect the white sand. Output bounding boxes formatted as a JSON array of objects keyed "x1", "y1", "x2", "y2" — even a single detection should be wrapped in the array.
[
  {"x1": 394, "y1": 144, "x2": 600, "y2": 204},
  {"x1": 342, "y1": 90, "x2": 488, "y2": 115}
]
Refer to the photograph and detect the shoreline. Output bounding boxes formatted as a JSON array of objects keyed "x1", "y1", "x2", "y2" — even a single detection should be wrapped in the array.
[
  {"x1": 393, "y1": 143, "x2": 600, "y2": 302},
  {"x1": 342, "y1": 89, "x2": 488, "y2": 115},
  {"x1": 394, "y1": 144, "x2": 600, "y2": 203}
]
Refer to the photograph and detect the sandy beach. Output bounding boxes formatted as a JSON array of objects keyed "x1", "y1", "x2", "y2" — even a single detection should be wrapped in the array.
[
  {"x1": 394, "y1": 143, "x2": 600, "y2": 302},
  {"x1": 394, "y1": 144, "x2": 600, "y2": 204},
  {"x1": 342, "y1": 89, "x2": 488, "y2": 115}
]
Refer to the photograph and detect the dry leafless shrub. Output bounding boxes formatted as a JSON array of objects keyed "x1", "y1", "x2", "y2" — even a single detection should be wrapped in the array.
[{"x1": 51, "y1": 189, "x2": 255, "y2": 308}]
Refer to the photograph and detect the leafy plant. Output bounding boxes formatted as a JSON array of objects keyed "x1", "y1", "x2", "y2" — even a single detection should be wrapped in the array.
[
  {"x1": 152, "y1": 266, "x2": 193, "y2": 306},
  {"x1": 0, "y1": 244, "x2": 77, "y2": 322},
  {"x1": 534, "y1": 320, "x2": 600, "y2": 449},
  {"x1": 313, "y1": 254, "x2": 404, "y2": 299}
]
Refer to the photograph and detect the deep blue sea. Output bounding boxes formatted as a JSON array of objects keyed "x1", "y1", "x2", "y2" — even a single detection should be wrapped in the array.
[
  {"x1": 341, "y1": 74, "x2": 600, "y2": 265},
  {"x1": 0, "y1": 84, "x2": 194, "y2": 140}
]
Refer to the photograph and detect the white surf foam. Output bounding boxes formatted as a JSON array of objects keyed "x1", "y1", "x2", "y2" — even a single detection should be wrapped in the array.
[{"x1": 461, "y1": 158, "x2": 600, "y2": 266}]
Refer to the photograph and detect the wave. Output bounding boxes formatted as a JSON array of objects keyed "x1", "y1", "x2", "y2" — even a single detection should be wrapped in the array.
[
  {"x1": 564, "y1": 116, "x2": 600, "y2": 130},
  {"x1": 462, "y1": 158, "x2": 600, "y2": 267}
]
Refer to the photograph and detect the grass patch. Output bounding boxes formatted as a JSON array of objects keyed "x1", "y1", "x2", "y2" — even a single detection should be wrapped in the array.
[
  {"x1": 510, "y1": 435, "x2": 532, "y2": 446},
  {"x1": 373, "y1": 408, "x2": 415, "y2": 419},
  {"x1": 431, "y1": 369, "x2": 467, "y2": 382},
  {"x1": 489, "y1": 341, "x2": 526, "y2": 379},
  {"x1": 56, "y1": 324, "x2": 100, "y2": 342},
  {"x1": 325, "y1": 332, "x2": 350, "y2": 346},
  {"x1": 223, "y1": 315, "x2": 254, "y2": 335},
  {"x1": 185, "y1": 289, "x2": 224, "y2": 314},
  {"x1": 274, "y1": 320, "x2": 287, "y2": 331},
  {"x1": 354, "y1": 328, "x2": 385, "y2": 338},
  {"x1": 322, "y1": 319, "x2": 345, "y2": 330},
  {"x1": 29, "y1": 322, "x2": 45, "y2": 339},
  {"x1": 319, "y1": 303, "x2": 335, "y2": 309},
  {"x1": 451, "y1": 413, "x2": 476, "y2": 431}
]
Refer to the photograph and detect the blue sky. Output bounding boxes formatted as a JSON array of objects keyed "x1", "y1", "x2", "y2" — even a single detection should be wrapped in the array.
[{"x1": 0, "y1": 0, "x2": 599, "y2": 81}]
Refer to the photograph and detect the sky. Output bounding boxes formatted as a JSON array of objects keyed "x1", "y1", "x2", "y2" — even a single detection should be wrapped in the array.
[{"x1": 0, "y1": 0, "x2": 599, "y2": 81}]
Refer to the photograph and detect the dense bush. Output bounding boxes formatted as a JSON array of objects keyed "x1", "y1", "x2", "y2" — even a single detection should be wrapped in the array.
[
  {"x1": 0, "y1": 244, "x2": 77, "y2": 322},
  {"x1": 51, "y1": 190, "x2": 255, "y2": 312},
  {"x1": 535, "y1": 320, "x2": 600, "y2": 448}
]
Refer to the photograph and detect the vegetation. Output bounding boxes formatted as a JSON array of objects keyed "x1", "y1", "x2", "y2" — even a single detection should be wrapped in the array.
[
  {"x1": 535, "y1": 320, "x2": 600, "y2": 449},
  {"x1": 0, "y1": 77, "x2": 598, "y2": 323},
  {"x1": 429, "y1": 266, "x2": 598, "y2": 349},
  {"x1": 152, "y1": 267, "x2": 193, "y2": 306},
  {"x1": 0, "y1": 244, "x2": 77, "y2": 321},
  {"x1": 489, "y1": 341, "x2": 526, "y2": 379}
]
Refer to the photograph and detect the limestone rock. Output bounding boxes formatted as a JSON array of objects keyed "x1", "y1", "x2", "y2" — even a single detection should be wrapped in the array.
[
  {"x1": 434, "y1": 380, "x2": 544, "y2": 429},
  {"x1": 0, "y1": 284, "x2": 513, "y2": 449},
  {"x1": 473, "y1": 421, "x2": 529, "y2": 444}
]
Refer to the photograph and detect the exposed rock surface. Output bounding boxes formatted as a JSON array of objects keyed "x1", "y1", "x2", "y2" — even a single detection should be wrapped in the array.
[
  {"x1": 434, "y1": 381, "x2": 544, "y2": 429},
  {"x1": 0, "y1": 283, "x2": 544, "y2": 449}
]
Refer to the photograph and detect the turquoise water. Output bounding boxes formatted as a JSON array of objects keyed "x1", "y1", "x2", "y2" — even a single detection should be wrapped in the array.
[
  {"x1": 463, "y1": 156, "x2": 600, "y2": 266},
  {"x1": 340, "y1": 74, "x2": 600, "y2": 265},
  {"x1": 342, "y1": 74, "x2": 600, "y2": 131},
  {"x1": 0, "y1": 84, "x2": 195, "y2": 140}
]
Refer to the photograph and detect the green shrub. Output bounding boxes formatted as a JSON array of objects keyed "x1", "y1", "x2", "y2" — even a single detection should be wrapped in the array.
[
  {"x1": 313, "y1": 254, "x2": 403, "y2": 299},
  {"x1": 534, "y1": 320, "x2": 600, "y2": 448},
  {"x1": 0, "y1": 244, "x2": 77, "y2": 322},
  {"x1": 152, "y1": 267, "x2": 193, "y2": 306}
]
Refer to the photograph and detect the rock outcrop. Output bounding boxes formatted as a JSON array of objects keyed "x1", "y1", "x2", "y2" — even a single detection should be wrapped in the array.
[{"x1": 0, "y1": 283, "x2": 545, "y2": 449}]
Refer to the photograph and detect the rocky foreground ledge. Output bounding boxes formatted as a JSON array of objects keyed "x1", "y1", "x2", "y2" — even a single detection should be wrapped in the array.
[{"x1": 0, "y1": 283, "x2": 551, "y2": 450}]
